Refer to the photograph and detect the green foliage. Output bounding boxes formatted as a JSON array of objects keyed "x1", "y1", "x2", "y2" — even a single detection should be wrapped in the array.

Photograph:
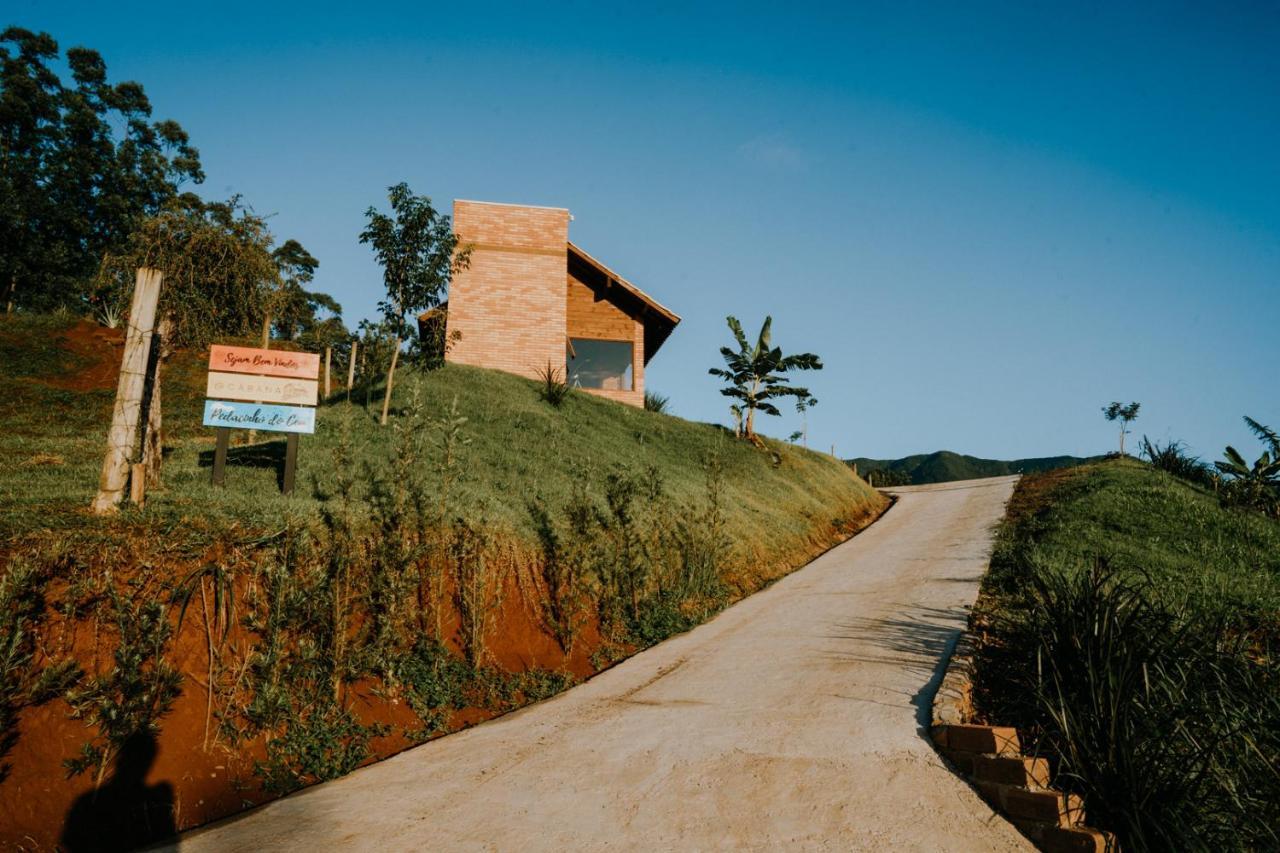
[
  {"x1": 984, "y1": 561, "x2": 1279, "y2": 851},
  {"x1": 451, "y1": 515, "x2": 499, "y2": 667},
  {"x1": 1102, "y1": 401, "x2": 1141, "y2": 456},
  {"x1": 0, "y1": 27, "x2": 203, "y2": 312},
  {"x1": 973, "y1": 461, "x2": 1280, "y2": 851},
  {"x1": 0, "y1": 556, "x2": 78, "y2": 782},
  {"x1": 63, "y1": 587, "x2": 183, "y2": 783},
  {"x1": 254, "y1": 705, "x2": 382, "y2": 796},
  {"x1": 643, "y1": 390, "x2": 670, "y2": 414},
  {"x1": 94, "y1": 195, "x2": 279, "y2": 348},
  {"x1": 709, "y1": 315, "x2": 822, "y2": 440},
  {"x1": 360, "y1": 183, "x2": 469, "y2": 342},
  {"x1": 536, "y1": 361, "x2": 571, "y2": 407},
  {"x1": 1214, "y1": 416, "x2": 1280, "y2": 518},
  {"x1": 1138, "y1": 436, "x2": 1215, "y2": 489}
]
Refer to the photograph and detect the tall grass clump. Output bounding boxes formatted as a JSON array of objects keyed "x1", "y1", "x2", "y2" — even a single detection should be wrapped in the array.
[
  {"x1": 1138, "y1": 436, "x2": 1215, "y2": 489},
  {"x1": 980, "y1": 561, "x2": 1279, "y2": 851}
]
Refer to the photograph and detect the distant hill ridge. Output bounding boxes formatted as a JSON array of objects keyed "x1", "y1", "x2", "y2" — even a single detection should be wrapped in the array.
[{"x1": 849, "y1": 450, "x2": 1097, "y2": 485}]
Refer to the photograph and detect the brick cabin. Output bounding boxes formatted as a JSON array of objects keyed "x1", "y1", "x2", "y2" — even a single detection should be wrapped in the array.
[{"x1": 425, "y1": 200, "x2": 680, "y2": 407}]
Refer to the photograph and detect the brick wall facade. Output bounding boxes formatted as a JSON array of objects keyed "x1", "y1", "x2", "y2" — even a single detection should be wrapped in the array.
[
  {"x1": 445, "y1": 201, "x2": 571, "y2": 381},
  {"x1": 445, "y1": 200, "x2": 648, "y2": 407}
]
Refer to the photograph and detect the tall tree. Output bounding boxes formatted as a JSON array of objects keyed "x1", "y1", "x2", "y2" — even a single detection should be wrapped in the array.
[
  {"x1": 1102, "y1": 401, "x2": 1141, "y2": 456},
  {"x1": 265, "y1": 238, "x2": 322, "y2": 343},
  {"x1": 709, "y1": 316, "x2": 822, "y2": 442},
  {"x1": 0, "y1": 27, "x2": 202, "y2": 311},
  {"x1": 0, "y1": 28, "x2": 61, "y2": 312},
  {"x1": 359, "y1": 183, "x2": 469, "y2": 425}
]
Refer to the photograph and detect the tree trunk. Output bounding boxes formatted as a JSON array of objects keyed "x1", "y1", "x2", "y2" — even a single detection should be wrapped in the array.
[
  {"x1": 324, "y1": 347, "x2": 332, "y2": 398},
  {"x1": 91, "y1": 268, "x2": 163, "y2": 514},
  {"x1": 141, "y1": 315, "x2": 173, "y2": 489},
  {"x1": 1119, "y1": 423, "x2": 1126, "y2": 456},
  {"x1": 744, "y1": 378, "x2": 760, "y2": 439},
  {"x1": 5, "y1": 273, "x2": 15, "y2": 314},
  {"x1": 380, "y1": 336, "x2": 401, "y2": 426},
  {"x1": 261, "y1": 315, "x2": 271, "y2": 349}
]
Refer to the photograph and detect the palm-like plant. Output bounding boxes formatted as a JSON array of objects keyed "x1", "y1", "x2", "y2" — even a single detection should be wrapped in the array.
[
  {"x1": 709, "y1": 316, "x2": 821, "y2": 441},
  {"x1": 1215, "y1": 416, "x2": 1280, "y2": 516}
]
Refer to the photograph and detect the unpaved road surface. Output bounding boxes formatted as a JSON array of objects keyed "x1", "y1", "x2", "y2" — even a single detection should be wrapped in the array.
[{"x1": 174, "y1": 476, "x2": 1028, "y2": 852}]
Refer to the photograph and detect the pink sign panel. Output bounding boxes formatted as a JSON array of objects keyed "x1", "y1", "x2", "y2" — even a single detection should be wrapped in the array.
[{"x1": 208, "y1": 344, "x2": 320, "y2": 380}]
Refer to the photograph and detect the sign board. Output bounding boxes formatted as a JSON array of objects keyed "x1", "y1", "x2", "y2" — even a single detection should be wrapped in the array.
[
  {"x1": 209, "y1": 344, "x2": 321, "y2": 380},
  {"x1": 203, "y1": 400, "x2": 316, "y2": 434},
  {"x1": 206, "y1": 371, "x2": 318, "y2": 407},
  {"x1": 205, "y1": 344, "x2": 321, "y2": 492}
]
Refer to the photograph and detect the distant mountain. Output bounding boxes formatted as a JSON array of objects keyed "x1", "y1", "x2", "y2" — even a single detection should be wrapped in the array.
[{"x1": 848, "y1": 450, "x2": 1098, "y2": 486}]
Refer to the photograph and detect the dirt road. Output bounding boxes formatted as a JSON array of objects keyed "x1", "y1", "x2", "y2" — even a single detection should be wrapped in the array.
[{"x1": 174, "y1": 476, "x2": 1029, "y2": 852}]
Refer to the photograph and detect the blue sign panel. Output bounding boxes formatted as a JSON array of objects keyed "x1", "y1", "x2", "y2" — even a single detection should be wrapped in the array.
[{"x1": 203, "y1": 400, "x2": 316, "y2": 434}]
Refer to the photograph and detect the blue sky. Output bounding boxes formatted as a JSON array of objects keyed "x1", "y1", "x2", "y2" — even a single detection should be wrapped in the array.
[{"x1": 15, "y1": 1, "x2": 1280, "y2": 460}]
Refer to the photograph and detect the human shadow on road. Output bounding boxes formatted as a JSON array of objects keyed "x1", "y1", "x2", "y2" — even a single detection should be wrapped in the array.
[{"x1": 60, "y1": 730, "x2": 177, "y2": 853}]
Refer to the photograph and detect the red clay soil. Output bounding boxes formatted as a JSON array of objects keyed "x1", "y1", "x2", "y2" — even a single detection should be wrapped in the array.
[
  {"x1": 0, "y1": 560, "x2": 612, "y2": 851},
  {"x1": 42, "y1": 321, "x2": 126, "y2": 393},
  {"x1": 0, "y1": 476, "x2": 884, "y2": 851}
]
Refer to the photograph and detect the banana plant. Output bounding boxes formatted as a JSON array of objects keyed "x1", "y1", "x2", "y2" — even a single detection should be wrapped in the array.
[
  {"x1": 1215, "y1": 417, "x2": 1280, "y2": 516},
  {"x1": 709, "y1": 316, "x2": 821, "y2": 442}
]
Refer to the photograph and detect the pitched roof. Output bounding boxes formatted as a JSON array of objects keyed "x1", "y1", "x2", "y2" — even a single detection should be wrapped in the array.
[{"x1": 567, "y1": 242, "x2": 680, "y2": 361}]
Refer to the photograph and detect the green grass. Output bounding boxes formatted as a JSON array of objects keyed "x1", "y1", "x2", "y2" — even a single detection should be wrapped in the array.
[
  {"x1": 973, "y1": 459, "x2": 1280, "y2": 850},
  {"x1": 0, "y1": 313, "x2": 880, "y2": 560},
  {"x1": 983, "y1": 458, "x2": 1280, "y2": 618},
  {"x1": 851, "y1": 449, "x2": 1097, "y2": 485}
]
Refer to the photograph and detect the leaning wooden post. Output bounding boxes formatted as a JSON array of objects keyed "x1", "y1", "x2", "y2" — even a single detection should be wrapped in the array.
[
  {"x1": 324, "y1": 347, "x2": 332, "y2": 398},
  {"x1": 346, "y1": 340, "x2": 357, "y2": 394},
  {"x1": 91, "y1": 268, "x2": 163, "y2": 514},
  {"x1": 140, "y1": 315, "x2": 172, "y2": 489}
]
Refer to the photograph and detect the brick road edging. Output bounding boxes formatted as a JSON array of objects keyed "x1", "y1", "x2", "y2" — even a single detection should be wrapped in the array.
[{"x1": 930, "y1": 629, "x2": 1119, "y2": 853}]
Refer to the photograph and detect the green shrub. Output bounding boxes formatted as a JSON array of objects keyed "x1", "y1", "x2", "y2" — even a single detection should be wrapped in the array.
[
  {"x1": 979, "y1": 561, "x2": 1279, "y2": 851},
  {"x1": 643, "y1": 391, "x2": 670, "y2": 414},
  {"x1": 1138, "y1": 436, "x2": 1215, "y2": 489},
  {"x1": 63, "y1": 588, "x2": 183, "y2": 784},
  {"x1": 535, "y1": 361, "x2": 570, "y2": 407}
]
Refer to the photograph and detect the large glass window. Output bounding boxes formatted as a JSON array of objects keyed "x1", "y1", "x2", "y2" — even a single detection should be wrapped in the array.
[{"x1": 568, "y1": 338, "x2": 633, "y2": 391}]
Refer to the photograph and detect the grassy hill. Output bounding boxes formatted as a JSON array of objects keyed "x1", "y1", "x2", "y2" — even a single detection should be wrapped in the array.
[
  {"x1": 0, "y1": 313, "x2": 887, "y2": 847},
  {"x1": 972, "y1": 459, "x2": 1280, "y2": 848},
  {"x1": 849, "y1": 449, "x2": 1096, "y2": 485}
]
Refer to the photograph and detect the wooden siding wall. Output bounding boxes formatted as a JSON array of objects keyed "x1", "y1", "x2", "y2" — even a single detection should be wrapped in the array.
[{"x1": 566, "y1": 272, "x2": 645, "y2": 405}]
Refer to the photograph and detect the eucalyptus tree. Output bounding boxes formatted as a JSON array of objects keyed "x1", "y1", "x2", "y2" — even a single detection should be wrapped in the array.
[
  {"x1": 0, "y1": 27, "x2": 202, "y2": 312},
  {"x1": 266, "y1": 238, "x2": 324, "y2": 342},
  {"x1": 1102, "y1": 401, "x2": 1141, "y2": 456},
  {"x1": 709, "y1": 316, "x2": 822, "y2": 442},
  {"x1": 360, "y1": 183, "x2": 470, "y2": 425}
]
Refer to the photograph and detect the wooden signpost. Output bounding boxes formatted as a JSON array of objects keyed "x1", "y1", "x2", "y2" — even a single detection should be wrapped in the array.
[{"x1": 204, "y1": 344, "x2": 320, "y2": 493}]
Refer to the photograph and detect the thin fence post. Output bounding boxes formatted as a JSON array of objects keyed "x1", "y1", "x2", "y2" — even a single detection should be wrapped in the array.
[
  {"x1": 324, "y1": 347, "x2": 332, "y2": 398},
  {"x1": 346, "y1": 339, "x2": 357, "y2": 392}
]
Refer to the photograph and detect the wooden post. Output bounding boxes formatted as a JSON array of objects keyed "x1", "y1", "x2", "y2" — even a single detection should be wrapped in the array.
[
  {"x1": 211, "y1": 427, "x2": 230, "y2": 486},
  {"x1": 346, "y1": 340, "x2": 357, "y2": 391},
  {"x1": 283, "y1": 433, "x2": 299, "y2": 494},
  {"x1": 129, "y1": 463, "x2": 147, "y2": 506},
  {"x1": 140, "y1": 315, "x2": 172, "y2": 489},
  {"x1": 324, "y1": 347, "x2": 332, "y2": 398},
  {"x1": 91, "y1": 268, "x2": 163, "y2": 514},
  {"x1": 380, "y1": 336, "x2": 401, "y2": 426}
]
